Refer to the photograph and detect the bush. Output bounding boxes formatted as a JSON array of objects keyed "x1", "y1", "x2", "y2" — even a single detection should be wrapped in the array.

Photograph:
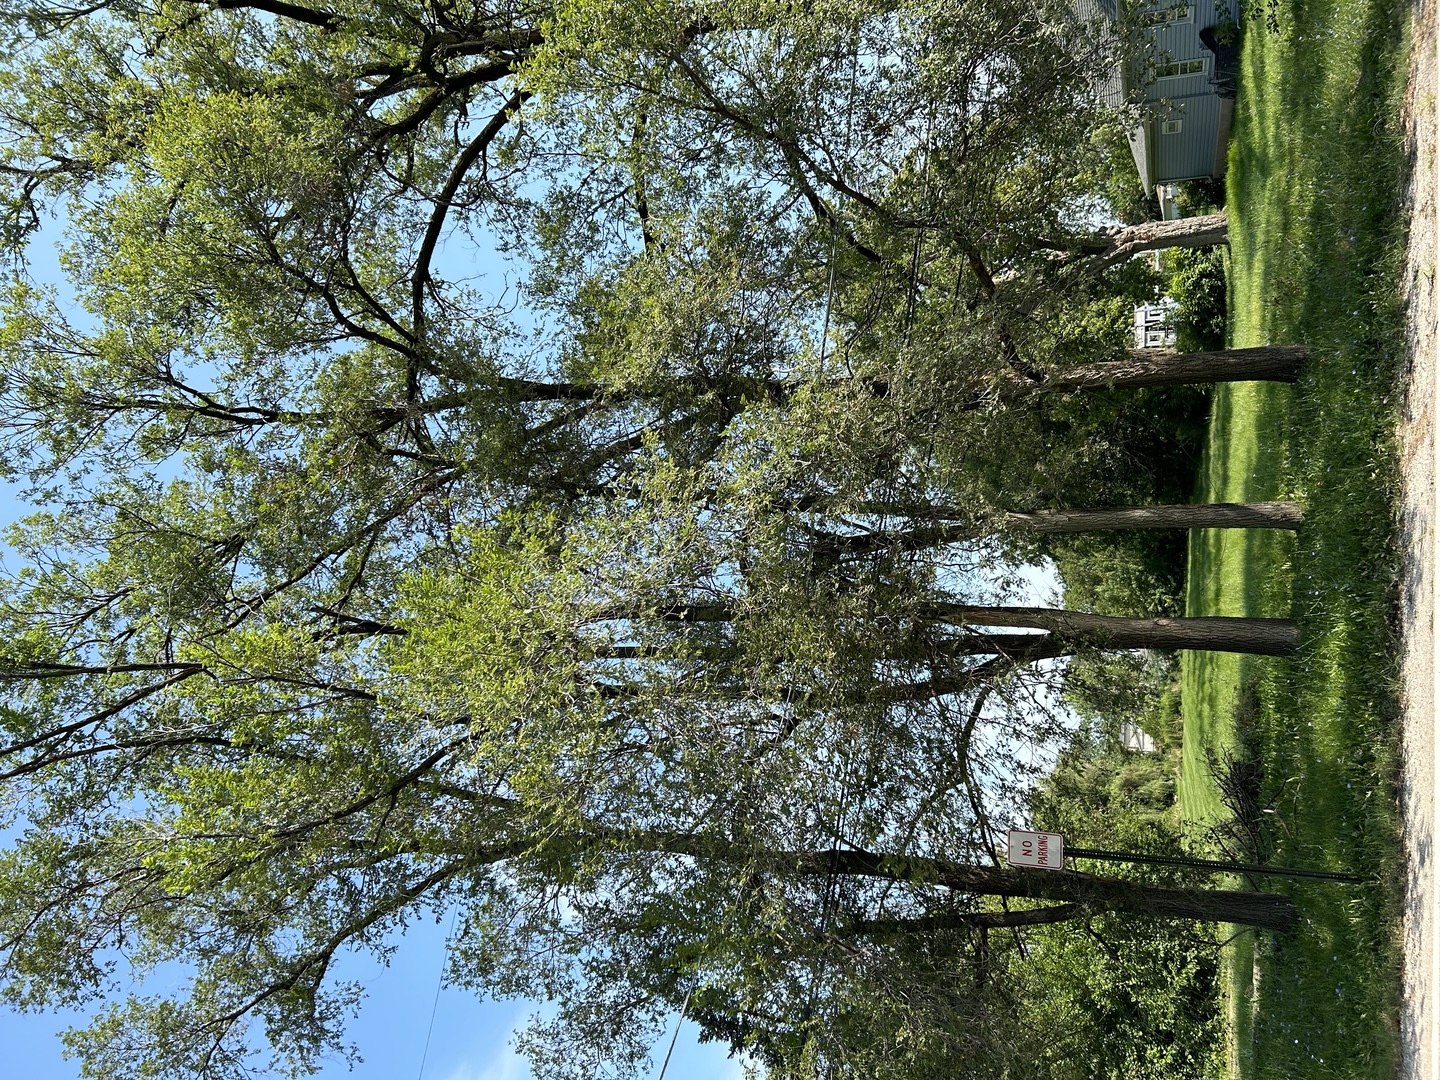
[
  {"x1": 1061, "y1": 650, "x2": 1183, "y2": 750},
  {"x1": 1050, "y1": 531, "x2": 1187, "y2": 618},
  {"x1": 1012, "y1": 914, "x2": 1226, "y2": 1080},
  {"x1": 1035, "y1": 383, "x2": 1207, "y2": 631},
  {"x1": 1165, "y1": 245, "x2": 1229, "y2": 352},
  {"x1": 1020, "y1": 730, "x2": 1223, "y2": 1080}
]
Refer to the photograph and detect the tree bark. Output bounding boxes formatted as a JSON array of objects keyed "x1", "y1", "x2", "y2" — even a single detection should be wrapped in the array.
[
  {"x1": 930, "y1": 605, "x2": 1299, "y2": 657},
  {"x1": 1022, "y1": 345, "x2": 1306, "y2": 396},
  {"x1": 642, "y1": 602, "x2": 1299, "y2": 657},
  {"x1": 807, "y1": 848, "x2": 1295, "y2": 932},
  {"x1": 567, "y1": 831, "x2": 1297, "y2": 932},
  {"x1": 1067, "y1": 212, "x2": 1229, "y2": 276},
  {"x1": 1003, "y1": 501, "x2": 1304, "y2": 532},
  {"x1": 841, "y1": 902, "x2": 1086, "y2": 936},
  {"x1": 811, "y1": 501, "x2": 1306, "y2": 559},
  {"x1": 452, "y1": 343, "x2": 1306, "y2": 423}
]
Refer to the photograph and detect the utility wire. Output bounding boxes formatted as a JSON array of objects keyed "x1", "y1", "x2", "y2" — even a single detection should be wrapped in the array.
[
  {"x1": 416, "y1": 907, "x2": 459, "y2": 1080},
  {"x1": 656, "y1": 987, "x2": 695, "y2": 1080}
]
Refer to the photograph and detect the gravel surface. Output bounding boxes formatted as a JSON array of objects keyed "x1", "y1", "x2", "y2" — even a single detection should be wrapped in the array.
[{"x1": 1398, "y1": 2, "x2": 1437, "y2": 1073}]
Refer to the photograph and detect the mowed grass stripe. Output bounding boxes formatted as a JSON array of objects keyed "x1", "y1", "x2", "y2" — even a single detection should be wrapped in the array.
[{"x1": 1181, "y1": 0, "x2": 1411, "y2": 1075}]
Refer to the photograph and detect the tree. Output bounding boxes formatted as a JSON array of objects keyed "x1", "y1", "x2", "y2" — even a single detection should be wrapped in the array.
[
  {"x1": 1002, "y1": 500, "x2": 1303, "y2": 531},
  {"x1": 934, "y1": 605, "x2": 1300, "y2": 657},
  {"x1": 0, "y1": 1, "x2": 1297, "y2": 1076},
  {"x1": 1044, "y1": 211, "x2": 1230, "y2": 278},
  {"x1": 1009, "y1": 344, "x2": 1305, "y2": 393}
]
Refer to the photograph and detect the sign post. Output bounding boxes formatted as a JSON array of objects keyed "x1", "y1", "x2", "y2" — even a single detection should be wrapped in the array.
[
  {"x1": 1006, "y1": 829, "x2": 1065, "y2": 870},
  {"x1": 1065, "y1": 843, "x2": 1364, "y2": 883},
  {"x1": 1003, "y1": 830, "x2": 1363, "y2": 883}
]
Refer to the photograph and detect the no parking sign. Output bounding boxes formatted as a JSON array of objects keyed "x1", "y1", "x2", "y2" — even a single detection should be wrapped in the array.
[{"x1": 1006, "y1": 829, "x2": 1065, "y2": 869}]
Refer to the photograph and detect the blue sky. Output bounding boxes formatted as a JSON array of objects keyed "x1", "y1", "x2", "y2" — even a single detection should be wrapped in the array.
[
  {"x1": 0, "y1": 911, "x2": 745, "y2": 1079},
  {"x1": 0, "y1": 203, "x2": 751, "y2": 1079}
]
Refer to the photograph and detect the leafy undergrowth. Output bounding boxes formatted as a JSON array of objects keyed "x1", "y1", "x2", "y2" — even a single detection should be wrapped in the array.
[{"x1": 1180, "y1": 0, "x2": 1411, "y2": 1075}]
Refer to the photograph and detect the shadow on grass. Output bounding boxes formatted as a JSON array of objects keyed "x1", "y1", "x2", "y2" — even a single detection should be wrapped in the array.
[{"x1": 1184, "y1": 0, "x2": 1411, "y2": 1072}]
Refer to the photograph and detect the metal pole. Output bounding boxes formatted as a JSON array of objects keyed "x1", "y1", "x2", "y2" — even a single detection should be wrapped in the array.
[{"x1": 1065, "y1": 845, "x2": 1365, "y2": 883}]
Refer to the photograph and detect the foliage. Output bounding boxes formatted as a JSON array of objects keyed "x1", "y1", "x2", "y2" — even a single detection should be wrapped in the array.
[
  {"x1": 0, "y1": 0, "x2": 1260, "y2": 1076},
  {"x1": 1041, "y1": 381, "x2": 1209, "y2": 635},
  {"x1": 1030, "y1": 727, "x2": 1174, "y2": 840},
  {"x1": 1019, "y1": 729, "x2": 1221, "y2": 1080},
  {"x1": 1033, "y1": 380, "x2": 1209, "y2": 512},
  {"x1": 1013, "y1": 913, "x2": 1225, "y2": 1080},
  {"x1": 1086, "y1": 117, "x2": 1161, "y2": 225},
  {"x1": 1051, "y1": 531, "x2": 1188, "y2": 617},
  {"x1": 1174, "y1": 178, "x2": 1227, "y2": 216},
  {"x1": 1061, "y1": 650, "x2": 1182, "y2": 750},
  {"x1": 1165, "y1": 246, "x2": 1230, "y2": 353}
]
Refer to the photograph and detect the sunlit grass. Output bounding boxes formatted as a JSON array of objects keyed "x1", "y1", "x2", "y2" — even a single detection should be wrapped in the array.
[{"x1": 1180, "y1": 0, "x2": 1411, "y2": 1074}]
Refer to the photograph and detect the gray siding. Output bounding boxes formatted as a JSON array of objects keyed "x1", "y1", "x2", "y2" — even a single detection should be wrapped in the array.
[
  {"x1": 1153, "y1": 94, "x2": 1221, "y2": 181},
  {"x1": 1073, "y1": 0, "x2": 1237, "y2": 189}
]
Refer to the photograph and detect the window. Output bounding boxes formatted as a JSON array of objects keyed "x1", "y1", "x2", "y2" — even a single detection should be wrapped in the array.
[
  {"x1": 1155, "y1": 58, "x2": 1207, "y2": 78},
  {"x1": 1141, "y1": 4, "x2": 1193, "y2": 25},
  {"x1": 1161, "y1": 119, "x2": 1183, "y2": 134},
  {"x1": 1145, "y1": 330, "x2": 1169, "y2": 347}
]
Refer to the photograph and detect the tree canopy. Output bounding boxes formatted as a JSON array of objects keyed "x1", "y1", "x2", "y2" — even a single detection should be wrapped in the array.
[{"x1": 0, "y1": 1, "x2": 1279, "y2": 1077}]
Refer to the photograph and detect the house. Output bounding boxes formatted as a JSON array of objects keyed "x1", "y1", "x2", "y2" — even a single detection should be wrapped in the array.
[
  {"x1": 1133, "y1": 297, "x2": 1178, "y2": 348},
  {"x1": 1085, "y1": 0, "x2": 1241, "y2": 215}
]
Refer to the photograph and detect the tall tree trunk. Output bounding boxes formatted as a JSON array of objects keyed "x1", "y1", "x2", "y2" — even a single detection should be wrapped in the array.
[
  {"x1": 579, "y1": 832, "x2": 1298, "y2": 932},
  {"x1": 1066, "y1": 211, "x2": 1229, "y2": 276},
  {"x1": 1023, "y1": 345, "x2": 1306, "y2": 396},
  {"x1": 930, "y1": 604, "x2": 1299, "y2": 657},
  {"x1": 812, "y1": 502, "x2": 1305, "y2": 559},
  {"x1": 492, "y1": 341, "x2": 1305, "y2": 417},
  {"x1": 842, "y1": 903, "x2": 1087, "y2": 936},
  {"x1": 646, "y1": 602, "x2": 1299, "y2": 657},
  {"x1": 1003, "y1": 501, "x2": 1304, "y2": 532},
  {"x1": 810, "y1": 848, "x2": 1295, "y2": 932}
]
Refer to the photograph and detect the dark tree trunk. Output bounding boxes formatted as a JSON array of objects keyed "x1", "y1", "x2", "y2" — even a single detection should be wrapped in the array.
[
  {"x1": 1030, "y1": 345, "x2": 1306, "y2": 395},
  {"x1": 646, "y1": 603, "x2": 1298, "y2": 657},
  {"x1": 945, "y1": 632, "x2": 1075, "y2": 661},
  {"x1": 843, "y1": 902, "x2": 1086, "y2": 936},
  {"x1": 611, "y1": 833, "x2": 1298, "y2": 932},
  {"x1": 930, "y1": 605, "x2": 1299, "y2": 657},
  {"x1": 812, "y1": 502, "x2": 1306, "y2": 559},
  {"x1": 507, "y1": 341, "x2": 1305, "y2": 416},
  {"x1": 1003, "y1": 501, "x2": 1304, "y2": 532},
  {"x1": 802, "y1": 849, "x2": 1295, "y2": 932}
]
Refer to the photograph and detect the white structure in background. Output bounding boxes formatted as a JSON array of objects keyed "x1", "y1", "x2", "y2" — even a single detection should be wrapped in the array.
[
  {"x1": 1158, "y1": 183, "x2": 1184, "y2": 220},
  {"x1": 1119, "y1": 721, "x2": 1158, "y2": 752},
  {"x1": 1133, "y1": 297, "x2": 1178, "y2": 348}
]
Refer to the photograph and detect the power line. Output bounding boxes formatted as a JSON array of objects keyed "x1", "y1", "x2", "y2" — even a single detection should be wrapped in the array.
[
  {"x1": 656, "y1": 987, "x2": 694, "y2": 1080},
  {"x1": 416, "y1": 907, "x2": 459, "y2": 1080}
]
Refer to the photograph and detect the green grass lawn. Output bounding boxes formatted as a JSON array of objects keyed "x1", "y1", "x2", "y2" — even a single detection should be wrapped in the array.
[{"x1": 1179, "y1": 0, "x2": 1412, "y2": 1075}]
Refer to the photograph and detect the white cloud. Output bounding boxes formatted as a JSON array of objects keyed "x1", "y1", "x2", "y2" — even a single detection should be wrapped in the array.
[
  {"x1": 439, "y1": 1045, "x2": 531, "y2": 1080},
  {"x1": 437, "y1": 1008, "x2": 534, "y2": 1080}
]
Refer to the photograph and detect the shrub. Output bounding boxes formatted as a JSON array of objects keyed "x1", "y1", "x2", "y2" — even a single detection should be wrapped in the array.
[{"x1": 1166, "y1": 245, "x2": 1229, "y2": 351}]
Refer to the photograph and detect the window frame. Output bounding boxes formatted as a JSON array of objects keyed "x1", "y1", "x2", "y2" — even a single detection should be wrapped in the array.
[
  {"x1": 1140, "y1": 4, "x2": 1194, "y2": 26},
  {"x1": 1154, "y1": 57, "x2": 1208, "y2": 79}
]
